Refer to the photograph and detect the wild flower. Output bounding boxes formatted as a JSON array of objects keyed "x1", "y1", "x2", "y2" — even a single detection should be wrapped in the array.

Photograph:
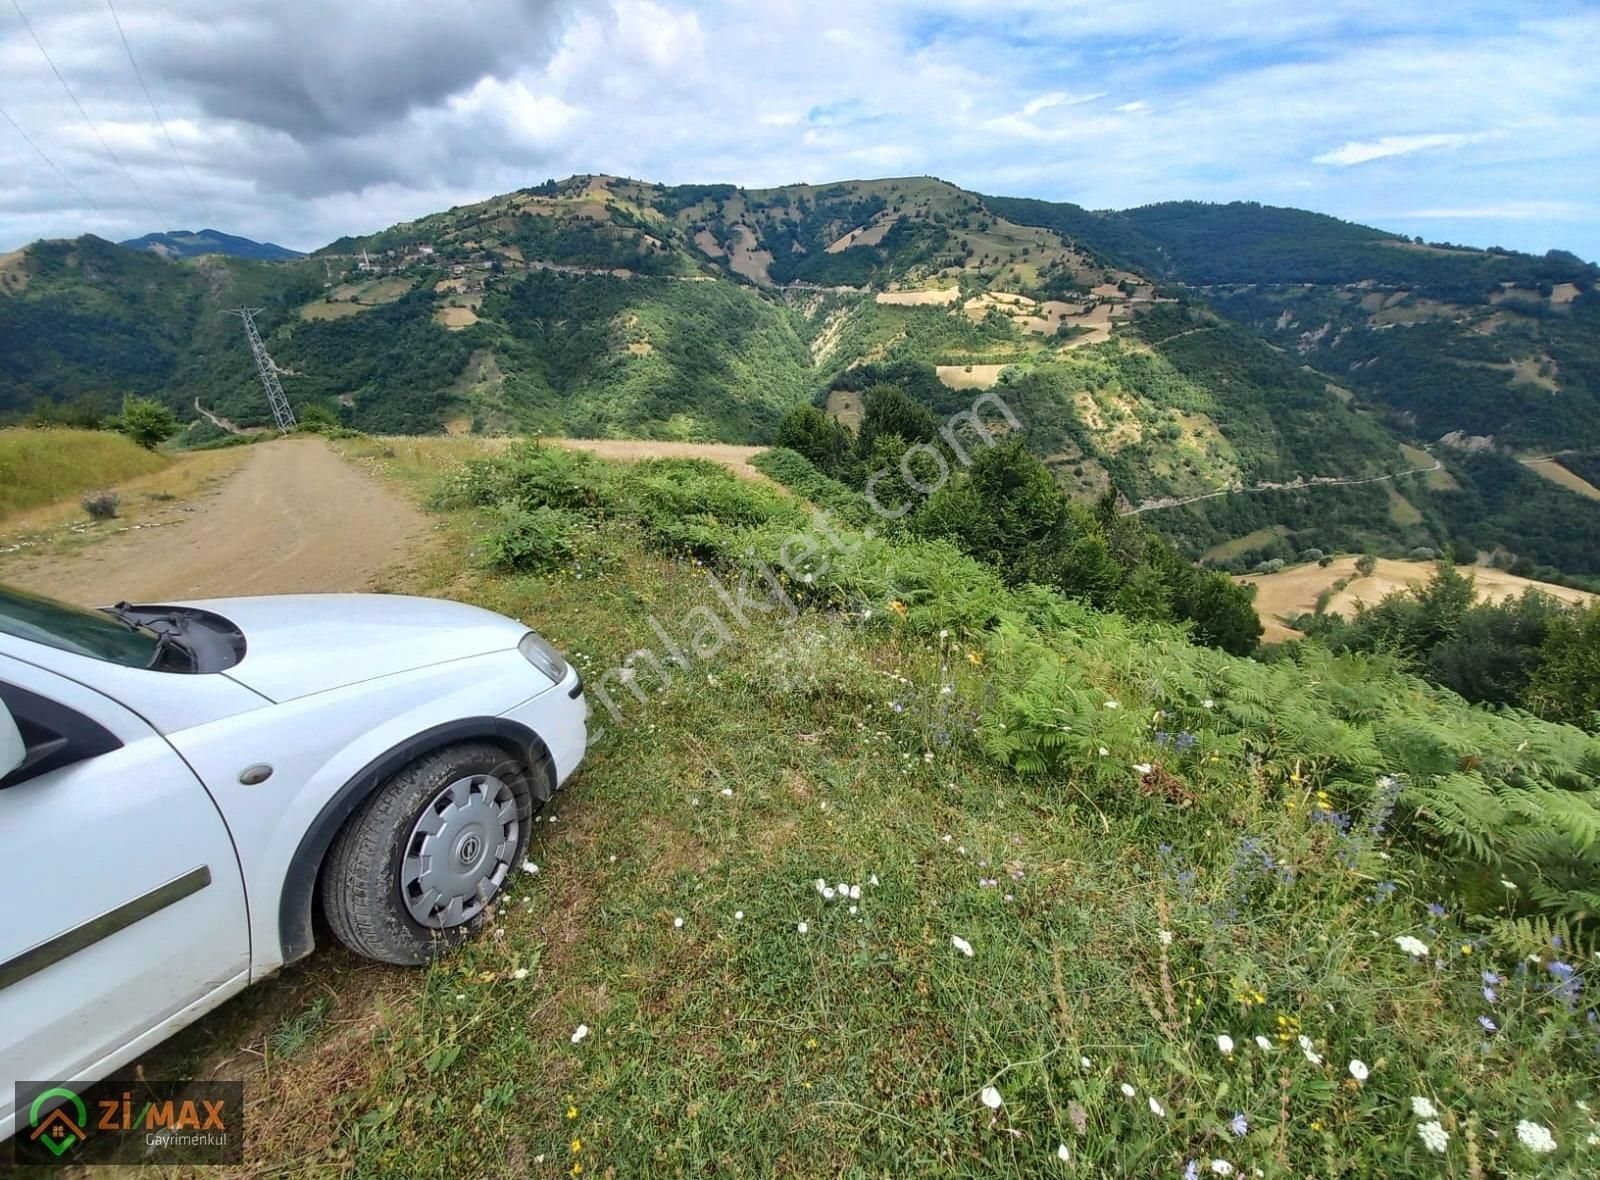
[
  {"x1": 571, "y1": 1024, "x2": 589, "y2": 1043},
  {"x1": 1184, "y1": 1162, "x2": 1199, "y2": 1180},
  {"x1": 1478, "y1": 1015, "x2": 1497, "y2": 1033},
  {"x1": 1411, "y1": 1096, "x2": 1439, "y2": 1119},
  {"x1": 951, "y1": 935, "x2": 975, "y2": 957},
  {"x1": 1515, "y1": 1120, "x2": 1556, "y2": 1154},
  {"x1": 1427, "y1": 902, "x2": 1447, "y2": 917},
  {"x1": 1229, "y1": 1112, "x2": 1249, "y2": 1137},
  {"x1": 1158, "y1": 929, "x2": 1173, "y2": 946},
  {"x1": 734, "y1": 911, "x2": 744, "y2": 921},
  {"x1": 1133, "y1": 763, "x2": 1153, "y2": 775},
  {"x1": 1120, "y1": 1083, "x2": 1136, "y2": 1098},
  {"x1": 1079, "y1": 1056, "x2": 1092, "y2": 1069},
  {"x1": 1348, "y1": 1059, "x2": 1369, "y2": 1082},
  {"x1": 520, "y1": 860, "x2": 540, "y2": 874},
  {"x1": 980, "y1": 1086, "x2": 1003, "y2": 1110},
  {"x1": 673, "y1": 916, "x2": 684, "y2": 928},
  {"x1": 1209, "y1": 1161, "x2": 1234, "y2": 1175},
  {"x1": 1298, "y1": 1035, "x2": 1323, "y2": 1065},
  {"x1": 1057, "y1": 1143, "x2": 1070, "y2": 1161},
  {"x1": 1254, "y1": 1036, "x2": 1273, "y2": 1052},
  {"x1": 796, "y1": 921, "x2": 808, "y2": 934},
  {"x1": 1395, "y1": 935, "x2": 1430, "y2": 958},
  {"x1": 1105, "y1": 700, "x2": 1120, "y2": 709},
  {"x1": 513, "y1": 967, "x2": 529, "y2": 980},
  {"x1": 1417, "y1": 1121, "x2": 1449, "y2": 1153},
  {"x1": 1216, "y1": 1033, "x2": 1235, "y2": 1055},
  {"x1": 1149, "y1": 1096, "x2": 1166, "y2": 1117}
]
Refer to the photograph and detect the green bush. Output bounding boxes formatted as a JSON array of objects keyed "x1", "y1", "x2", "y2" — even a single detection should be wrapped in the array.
[
  {"x1": 118, "y1": 394, "x2": 178, "y2": 449},
  {"x1": 481, "y1": 504, "x2": 582, "y2": 573}
]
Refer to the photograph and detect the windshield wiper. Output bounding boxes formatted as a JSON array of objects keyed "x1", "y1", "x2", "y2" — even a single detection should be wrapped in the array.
[
  {"x1": 146, "y1": 625, "x2": 198, "y2": 672},
  {"x1": 101, "y1": 601, "x2": 160, "y2": 636}
]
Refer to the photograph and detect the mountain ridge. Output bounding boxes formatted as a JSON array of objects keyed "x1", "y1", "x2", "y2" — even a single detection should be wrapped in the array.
[{"x1": 119, "y1": 228, "x2": 306, "y2": 261}]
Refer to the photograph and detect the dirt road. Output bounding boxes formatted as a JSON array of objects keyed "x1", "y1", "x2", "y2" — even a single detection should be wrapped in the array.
[{"x1": 2, "y1": 438, "x2": 426, "y2": 606}]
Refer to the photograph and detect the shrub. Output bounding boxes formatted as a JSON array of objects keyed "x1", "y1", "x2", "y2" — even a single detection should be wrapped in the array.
[
  {"x1": 118, "y1": 395, "x2": 178, "y2": 450},
  {"x1": 81, "y1": 490, "x2": 119, "y2": 520},
  {"x1": 480, "y1": 504, "x2": 581, "y2": 573},
  {"x1": 1355, "y1": 553, "x2": 1377, "y2": 576}
]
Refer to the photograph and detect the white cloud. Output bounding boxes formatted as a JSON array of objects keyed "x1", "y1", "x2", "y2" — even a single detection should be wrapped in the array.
[
  {"x1": 1312, "y1": 131, "x2": 1499, "y2": 167},
  {"x1": 1115, "y1": 100, "x2": 1152, "y2": 115},
  {"x1": 1392, "y1": 201, "x2": 1592, "y2": 220},
  {"x1": 1022, "y1": 90, "x2": 1106, "y2": 116}
]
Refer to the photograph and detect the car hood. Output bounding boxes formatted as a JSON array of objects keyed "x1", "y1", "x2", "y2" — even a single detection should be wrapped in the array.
[{"x1": 179, "y1": 593, "x2": 528, "y2": 701}]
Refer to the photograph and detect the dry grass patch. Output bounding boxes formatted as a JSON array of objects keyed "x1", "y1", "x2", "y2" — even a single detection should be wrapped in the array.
[
  {"x1": 435, "y1": 304, "x2": 479, "y2": 329},
  {"x1": 1522, "y1": 457, "x2": 1600, "y2": 502},
  {"x1": 826, "y1": 389, "x2": 864, "y2": 429},
  {"x1": 0, "y1": 248, "x2": 28, "y2": 294},
  {"x1": 1241, "y1": 556, "x2": 1593, "y2": 628},
  {"x1": 875, "y1": 286, "x2": 959, "y2": 307},
  {"x1": 935, "y1": 364, "x2": 1007, "y2": 390}
]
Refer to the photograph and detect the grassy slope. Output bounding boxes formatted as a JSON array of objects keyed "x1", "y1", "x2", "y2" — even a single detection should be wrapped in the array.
[
  {"x1": 136, "y1": 437, "x2": 1600, "y2": 1178},
  {"x1": 0, "y1": 427, "x2": 167, "y2": 518}
]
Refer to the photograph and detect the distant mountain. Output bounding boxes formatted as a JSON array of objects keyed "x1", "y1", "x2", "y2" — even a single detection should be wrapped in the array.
[
  {"x1": 119, "y1": 229, "x2": 305, "y2": 261},
  {"x1": 6, "y1": 177, "x2": 1599, "y2": 579}
]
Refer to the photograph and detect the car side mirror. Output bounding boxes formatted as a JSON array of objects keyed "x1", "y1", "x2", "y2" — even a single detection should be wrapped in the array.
[{"x1": 0, "y1": 699, "x2": 24, "y2": 781}]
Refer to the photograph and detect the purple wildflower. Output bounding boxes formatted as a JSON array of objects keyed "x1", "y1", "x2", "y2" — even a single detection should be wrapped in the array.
[
  {"x1": 1427, "y1": 902, "x2": 1447, "y2": 918},
  {"x1": 1229, "y1": 1112, "x2": 1249, "y2": 1137},
  {"x1": 1478, "y1": 1014, "x2": 1497, "y2": 1033}
]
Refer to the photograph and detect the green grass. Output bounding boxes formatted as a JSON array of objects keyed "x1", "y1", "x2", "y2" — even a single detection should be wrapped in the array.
[
  {"x1": 0, "y1": 427, "x2": 168, "y2": 520},
  {"x1": 150, "y1": 440, "x2": 1600, "y2": 1178}
]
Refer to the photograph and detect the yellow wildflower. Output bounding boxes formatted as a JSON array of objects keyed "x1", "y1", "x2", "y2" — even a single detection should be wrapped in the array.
[
  {"x1": 567, "y1": 1106, "x2": 578, "y2": 1120},
  {"x1": 888, "y1": 599, "x2": 908, "y2": 618},
  {"x1": 571, "y1": 1137, "x2": 582, "y2": 1153}
]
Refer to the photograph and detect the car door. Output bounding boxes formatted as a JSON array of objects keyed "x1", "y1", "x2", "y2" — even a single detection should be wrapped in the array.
[{"x1": 0, "y1": 654, "x2": 250, "y2": 1123}]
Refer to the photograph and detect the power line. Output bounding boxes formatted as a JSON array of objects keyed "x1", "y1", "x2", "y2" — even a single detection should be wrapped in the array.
[
  {"x1": 104, "y1": 0, "x2": 213, "y2": 226},
  {"x1": 0, "y1": 100, "x2": 99, "y2": 210},
  {"x1": 8, "y1": 0, "x2": 159, "y2": 217}
]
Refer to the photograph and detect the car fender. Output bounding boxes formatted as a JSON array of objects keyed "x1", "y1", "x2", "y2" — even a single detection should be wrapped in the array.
[{"x1": 165, "y1": 651, "x2": 559, "y2": 977}]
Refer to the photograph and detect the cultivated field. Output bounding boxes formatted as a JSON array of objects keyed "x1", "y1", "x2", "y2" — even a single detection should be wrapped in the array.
[{"x1": 1242, "y1": 555, "x2": 1593, "y2": 640}]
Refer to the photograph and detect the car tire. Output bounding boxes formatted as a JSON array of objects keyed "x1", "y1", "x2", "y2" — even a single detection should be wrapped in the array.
[{"x1": 319, "y1": 742, "x2": 543, "y2": 965}]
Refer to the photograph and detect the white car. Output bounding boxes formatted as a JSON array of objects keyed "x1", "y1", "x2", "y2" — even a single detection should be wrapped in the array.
[{"x1": 0, "y1": 584, "x2": 587, "y2": 1141}]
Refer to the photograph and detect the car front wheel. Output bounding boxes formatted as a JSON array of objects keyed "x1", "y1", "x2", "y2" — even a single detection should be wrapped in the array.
[{"x1": 320, "y1": 742, "x2": 541, "y2": 965}]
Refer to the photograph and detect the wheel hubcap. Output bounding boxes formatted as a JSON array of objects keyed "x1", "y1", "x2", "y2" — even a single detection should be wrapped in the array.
[{"x1": 400, "y1": 773, "x2": 519, "y2": 928}]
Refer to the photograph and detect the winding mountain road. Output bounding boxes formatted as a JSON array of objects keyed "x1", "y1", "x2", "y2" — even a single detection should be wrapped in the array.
[{"x1": 1, "y1": 438, "x2": 426, "y2": 607}]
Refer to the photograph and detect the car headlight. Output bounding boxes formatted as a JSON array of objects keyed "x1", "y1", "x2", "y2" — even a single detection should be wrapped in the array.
[{"x1": 518, "y1": 631, "x2": 569, "y2": 683}]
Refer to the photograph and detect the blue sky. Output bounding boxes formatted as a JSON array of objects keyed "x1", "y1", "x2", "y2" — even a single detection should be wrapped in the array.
[{"x1": 2, "y1": 0, "x2": 1596, "y2": 259}]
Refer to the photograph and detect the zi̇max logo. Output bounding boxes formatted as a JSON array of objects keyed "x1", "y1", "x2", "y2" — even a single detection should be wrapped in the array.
[{"x1": 28, "y1": 1087, "x2": 88, "y2": 1157}]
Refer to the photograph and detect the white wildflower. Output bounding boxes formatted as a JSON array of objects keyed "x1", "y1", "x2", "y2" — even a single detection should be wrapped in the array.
[
  {"x1": 1394, "y1": 935, "x2": 1430, "y2": 958},
  {"x1": 980, "y1": 1086, "x2": 1003, "y2": 1110},
  {"x1": 1098, "y1": 746, "x2": 1110, "y2": 757},
  {"x1": 1210, "y1": 1162, "x2": 1234, "y2": 1176},
  {"x1": 822, "y1": 886, "x2": 836, "y2": 900},
  {"x1": 869, "y1": 874, "x2": 880, "y2": 886},
  {"x1": 1298, "y1": 1035, "x2": 1323, "y2": 1065},
  {"x1": 1149, "y1": 1096, "x2": 1166, "y2": 1117},
  {"x1": 1057, "y1": 1143, "x2": 1071, "y2": 1162},
  {"x1": 673, "y1": 916, "x2": 684, "y2": 928},
  {"x1": 815, "y1": 878, "x2": 827, "y2": 892},
  {"x1": 734, "y1": 911, "x2": 744, "y2": 921},
  {"x1": 720, "y1": 787, "x2": 733, "y2": 797},
  {"x1": 951, "y1": 935, "x2": 975, "y2": 957},
  {"x1": 849, "y1": 884, "x2": 861, "y2": 899},
  {"x1": 1411, "y1": 1096, "x2": 1439, "y2": 1120},
  {"x1": 1417, "y1": 1121, "x2": 1450, "y2": 1154},
  {"x1": 1500, "y1": 879, "x2": 1518, "y2": 891},
  {"x1": 1348, "y1": 1059, "x2": 1369, "y2": 1082},
  {"x1": 1254, "y1": 1035, "x2": 1273, "y2": 1052},
  {"x1": 1133, "y1": 763, "x2": 1153, "y2": 775},
  {"x1": 512, "y1": 967, "x2": 529, "y2": 980},
  {"x1": 848, "y1": 905, "x2": 858, "y2": 914},
  {"x1": 1120, "y1": 1083, "x2": 1136, "y2": 1098},
  {"x1": 571, "y1": 1024, "x2": 589, "y2": 1044},
  {"x1": 1158, "y1": 929, "x2": 1173, "y2": 946},
  {"x1": 1202, "y1": 698, "x2": 1215, "y2": 709},
  {"x1": 1080, "y1": 1056, "x2": 1092, "y2": 1069},
  {"x1": 797, "y1": 921, "x2": 808, "y2": 934},
  {"x1": 1515, "y1": 1121, "x2": 1557, "y2": 1154},
  {"x1": 520, "y1": 860, "x2": 539, "y2": 874},
  {"x1": 1105, "y1": 700, "x2": 1120, "y2": 709},
  {"x1": 836, "y1": 881, "x2": 848, "y2": 895},
  {"x1": 1216, "y1": 1033, "x2": 1235, "y2": 1056}
]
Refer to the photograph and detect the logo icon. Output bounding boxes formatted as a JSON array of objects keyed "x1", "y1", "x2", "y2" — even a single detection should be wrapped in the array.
[{"x1": 28, "y1": 1087, "x2": 88, "y2": 1158}]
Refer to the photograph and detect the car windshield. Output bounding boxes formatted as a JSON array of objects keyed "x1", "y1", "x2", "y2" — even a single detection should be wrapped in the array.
[{"x1": 0, "y1": 583, "x2": 160, "y2": 668}]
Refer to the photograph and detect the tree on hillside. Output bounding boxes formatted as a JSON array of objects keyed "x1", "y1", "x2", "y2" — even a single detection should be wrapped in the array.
[
  {"x1": 857, "y1": 384, "x2": 939, "y2": 457},
  {"x1": 119, "y1": 395, "x2": 178, "y2": 450},
  {"x1": 1529, "y1": 603, "x2": 1600, "y2": 727},
  {"x1": 775, "y1": 404, "x2": 853, "y2": 477}
]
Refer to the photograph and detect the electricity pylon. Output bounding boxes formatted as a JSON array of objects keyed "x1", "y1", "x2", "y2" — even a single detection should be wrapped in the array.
[{"x1": 226, "y1": 308, "x2": 297, "y2": 432}]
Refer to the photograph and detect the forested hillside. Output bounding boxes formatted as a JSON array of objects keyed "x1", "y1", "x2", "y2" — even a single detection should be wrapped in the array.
[{"x1": 3, "y1": 174, "x2": 1596, "y2": 578}]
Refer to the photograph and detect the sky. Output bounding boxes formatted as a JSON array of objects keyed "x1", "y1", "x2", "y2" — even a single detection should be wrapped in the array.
[{"x1": 2, "y1": 0, "x2": 1597, "y2": 259}]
